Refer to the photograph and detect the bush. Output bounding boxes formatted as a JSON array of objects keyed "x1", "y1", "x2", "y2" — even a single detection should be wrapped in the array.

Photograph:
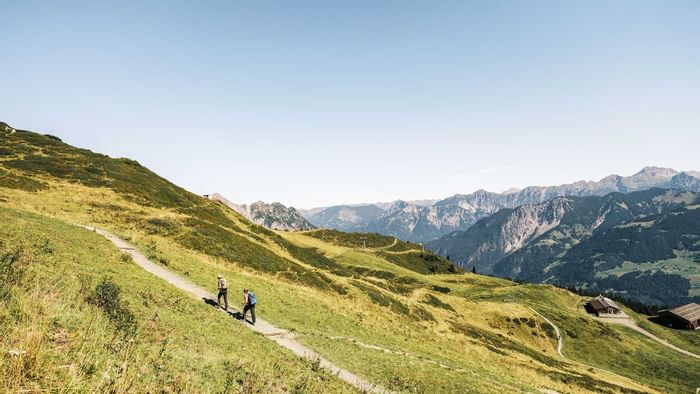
[
  {"x1": 431, "y1": 285, "x2": 451, "y2": 294},
  {"x1": 412, "y1": 306, "x2": 435, "y2": 322},
  {"x1": 87, "y1": 277, "x2": 136, "y2": 335},
  {"x1": 0, "y1": 247, "x2": 26, "y2": 301},
  {"x1": 422, "y1": 294, "x2": 455, "y2": 312}
]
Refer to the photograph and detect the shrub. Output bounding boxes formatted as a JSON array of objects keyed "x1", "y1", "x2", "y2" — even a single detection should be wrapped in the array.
[
  {"x1": 431, "y1": 285, "x2": 451, "y2": 294},
  {"x1": 39, "y1": 239, "x2": 54, "y2": 254},
  {"x1": 87, "y1": 277, "x2": 136, "y2": 335},
  {"x1": 44, "y1": 134, "x2": 62, "y2": 142},
  {"x1": 0, "y1": 247, "x2": 26, "y2": 301},
  {"x1": 0, "y1": 170, "x2": 48, "y2": 191},
  {"x1": 539, "y1": 322, "x2": 557, "y2": 339},
  {"x1": 422, "y1": 294, "x2": 455, "y2": 312},
  {"x1": 387, "y1": 375, "x2": 420, "y2": 392},
  {"x1": 412, "y1": 306, "x2": 435, "y2": 322}
]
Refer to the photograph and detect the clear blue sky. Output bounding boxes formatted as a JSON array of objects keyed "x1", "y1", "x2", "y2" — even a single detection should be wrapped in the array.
[{"x1": 1, "y1": 1, "x2": 699, "y2": 208}]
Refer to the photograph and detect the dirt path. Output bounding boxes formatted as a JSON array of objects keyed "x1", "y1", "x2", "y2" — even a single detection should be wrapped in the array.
[
  {"x1": 528, "y1": 308, "x2": 645, "y2": 386},
  {"x1": 593, "y1": 315, "x2": 700, "y2": 359},
  {"x1": 528, "y1": 308, "x2": 564, "y2": 357},
  {"x1": 531, "y1": 307, "x2": 699, "y2": 394},
  {"x1": 78, "y1": 225, "x2": 388, "y2": 394}
]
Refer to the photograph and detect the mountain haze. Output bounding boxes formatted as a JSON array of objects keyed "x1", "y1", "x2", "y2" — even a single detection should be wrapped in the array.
[
  {"x1": 302, "y1": 204, "x2": 385, "y2": 232},
  {"x1": 305, "y1": 167, "x2": 700, "y2": 243}
]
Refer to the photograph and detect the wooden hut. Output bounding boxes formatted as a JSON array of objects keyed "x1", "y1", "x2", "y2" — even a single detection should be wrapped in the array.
[
  {"x1": 657, "y1": 303, "x2": 700, "y2": 330},
  {"x1": 585, "y1": 295, "x2": 622, "y2": 316}
]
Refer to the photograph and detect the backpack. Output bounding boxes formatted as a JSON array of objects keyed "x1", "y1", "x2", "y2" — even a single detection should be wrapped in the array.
[{"x1": 248, "y1": 291, "x2": 257, "y2": 305}]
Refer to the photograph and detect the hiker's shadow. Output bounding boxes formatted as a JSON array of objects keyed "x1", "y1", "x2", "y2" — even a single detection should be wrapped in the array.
[
  {"x1": 202, "y1": 297, "x2": 243, "y2": 320},
  {"x1": 203, "y1": 297, "x2": 218, "y2": 308}
]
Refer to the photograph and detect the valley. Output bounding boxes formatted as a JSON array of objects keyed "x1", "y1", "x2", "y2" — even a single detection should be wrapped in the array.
[{"x1": 426, "y1": 190, "x2": 700, "y2": 306}]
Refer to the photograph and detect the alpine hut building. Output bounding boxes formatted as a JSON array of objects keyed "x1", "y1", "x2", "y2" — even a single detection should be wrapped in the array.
[
  {"x1": 657, "y1": 303, "x2": 700, "y2": 330},
  {"x1": 585, "y1": 295, "x2": 622, "y2": 317}
]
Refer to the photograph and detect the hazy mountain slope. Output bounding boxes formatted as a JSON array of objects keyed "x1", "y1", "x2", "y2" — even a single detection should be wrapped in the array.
[
  {"x1": 303, "y1": 167, "x2": 700, "y2": 243},
  {"x1": 2, "y1": 122, "x2": 698, "y2": 392},
  {"x1": 302, "y1": 200, "x2": 439, "y2": 232},
  {"x1": 305, "y1": 204, "x2": 385, "y2": 231},
  {"x1": 428, "y1": 189, "x2": 700, "y2": 305},
  {"x1": 211, "y1": 193, "x2": 315, "y2": 231},
  {"x1": 497, "y1": 193, "x2": 700, "y2": 305}
]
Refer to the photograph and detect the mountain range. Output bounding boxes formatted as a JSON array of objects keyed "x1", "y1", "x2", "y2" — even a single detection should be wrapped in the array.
[
  {"x1": 211, "y1": 193, "x2": 315, "y2": 231},
  {"x1": 303, "y1": 167, "x2": 700, "y2": 243},
  {"x1": 427, "y1": 188, "x2": 700, "y2": 306}
]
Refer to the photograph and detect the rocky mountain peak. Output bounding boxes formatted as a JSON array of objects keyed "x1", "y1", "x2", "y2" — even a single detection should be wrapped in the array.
[
  {"x1": 633, "y1": 166, "x2": 678, "y2": 178},
  {"x1": 385, "y1": 200, "x2": 411, "y2": 212},
  {"x1": 599, "y1": 174, "x2": 622, "y2": 183},
  {"x1": 211, "y1": 194, "x2": 315, "y2": 231}
]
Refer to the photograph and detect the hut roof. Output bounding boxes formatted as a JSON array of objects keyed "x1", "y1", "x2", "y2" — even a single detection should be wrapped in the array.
[
  {"x1": 588, "y1": 295, "x2": 621, "y2": 311},
  {"x1": 660, "y1": 303, "x2": 700, "y2": 323}
]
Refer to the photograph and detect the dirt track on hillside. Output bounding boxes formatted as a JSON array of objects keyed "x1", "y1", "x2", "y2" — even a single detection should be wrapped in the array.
[
  {"x1": 593, "y1": 315, "x2": 700, "y2": 359},
  {"x1": 78, "y1": 224, "x2": 389, "y2": 394}
]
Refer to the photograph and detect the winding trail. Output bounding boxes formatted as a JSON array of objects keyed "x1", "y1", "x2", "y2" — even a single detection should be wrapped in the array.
[
  {"x1": 78, "y1": 224, "x2": 388, "y2": 394},
  {"x1": 592, "y1": 315, "x2": 700, "y2": 359},
  {"x1": 530, "y1": 306, "x2": 699, "y2": 391},
  {"x1": 528, "y1": 308, "x2": 643, "y2": 384},
  {"x1": 528, "y1": 308, "x2": 564, "y2": 357}
]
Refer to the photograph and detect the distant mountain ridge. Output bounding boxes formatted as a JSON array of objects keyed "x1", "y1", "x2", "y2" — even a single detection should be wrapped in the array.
[
  {"x1": 427, "y1": 189, "x2": 700, "y2": 306},
  {"x1": 211, "y1": 193, "x2": 315, "y2": 231},
  {"x1": 304, "y1": 167, "x2": 700, "y2": 243}
]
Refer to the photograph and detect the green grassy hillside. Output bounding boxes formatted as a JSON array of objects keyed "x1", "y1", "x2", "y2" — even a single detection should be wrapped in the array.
[
  {"x1": 0, "y1": 207, "x2": 352, "y2": 392},
  {"x1": 1, "y1": 123, "x2": 699, "y2": 393}
]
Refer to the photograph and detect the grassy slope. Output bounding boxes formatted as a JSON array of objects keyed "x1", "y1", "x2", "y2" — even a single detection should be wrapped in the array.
[
  {"x1": 283, "y1": 232, "x2": 700, "y2": 394},
  {"x1": 0, "y1": 207, "x2": 352, "y2": 393},
  {"x1": 1, "y1": 125, "x2": 699, "y2": 393}
]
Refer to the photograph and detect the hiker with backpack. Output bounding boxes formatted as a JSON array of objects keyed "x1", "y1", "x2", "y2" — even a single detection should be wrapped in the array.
[
  {"x1": 217, "y1": 275, "x2": 228, "y2": 310},
  {"x1": 242, "y1": 288, "x2": 257, "y2": 325}
]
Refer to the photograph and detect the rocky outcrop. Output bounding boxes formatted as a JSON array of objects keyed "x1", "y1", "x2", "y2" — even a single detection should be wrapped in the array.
[{"x1": 212, "y1": 193, "x2": 315, "y2": 231}]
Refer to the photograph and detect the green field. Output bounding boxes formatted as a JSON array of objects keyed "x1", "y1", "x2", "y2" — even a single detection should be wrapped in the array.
[{"x1": 598, "y1": 255, "x2": 700, "y2": 296}]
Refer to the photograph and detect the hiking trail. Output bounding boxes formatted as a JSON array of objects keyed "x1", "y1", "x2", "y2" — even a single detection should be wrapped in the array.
[
  {"x1": 592, "y1": 315, "x2": 700, "y2": 359},
  {"x1": 78, "y1": 224, "x2": 388, "y2": 394}
]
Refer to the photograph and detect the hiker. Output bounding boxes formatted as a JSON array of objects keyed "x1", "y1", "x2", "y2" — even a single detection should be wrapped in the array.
[
  {"x1": 242, "y1": 288, "x2": 257, "y2": 325},
  {"x1": 217, "y1": 275, "x2": 228, "y2": 310}
]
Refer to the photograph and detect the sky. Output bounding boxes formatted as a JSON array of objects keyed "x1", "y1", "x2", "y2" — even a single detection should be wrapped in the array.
[{"x1": 1, "y1": 1, "x2": 699, "y2": 208}]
